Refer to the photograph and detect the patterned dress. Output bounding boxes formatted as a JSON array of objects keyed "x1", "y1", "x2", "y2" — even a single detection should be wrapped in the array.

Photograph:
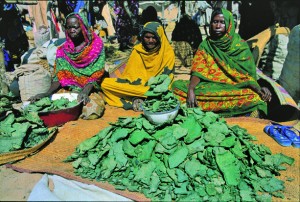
[
  {"x1": 54, "y1": 12, "x2": 105, "y2": 92},
  {"x1": 172, "y1": 9, "x2": 267, "y2": 117}
]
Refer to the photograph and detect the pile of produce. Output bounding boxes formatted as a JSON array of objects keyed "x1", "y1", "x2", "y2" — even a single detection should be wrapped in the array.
[
  {"x1": 0, "y1": 112, "x2": 55, "y2": 154},
  {"x1": 0, "y1": 94, "x2": 56, "y2": 154},
  {"x1": 65, "y1": 107, "x2": 294, "y2": 201},
  {"x1": 142, "y1": 74, "x2": 178, "y2": 112},
  {"x1": 0, "y1": 95, "x2": 18, "y2": 116},
  {"x1": 24, "y1": 97, "x2": 78, "y2": 113}
]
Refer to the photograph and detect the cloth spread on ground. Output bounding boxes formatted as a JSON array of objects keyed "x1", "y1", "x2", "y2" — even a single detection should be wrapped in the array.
[
  {"x1": 28, "y1": 174, "x2": 131, "y2": 201},
  {"x1": 54, "y1": 12, "x2": 105, "y2": 91},
  {"x1": 172, "y1": 8, "x2": 267, "y2": 117},
  {"x1": 101, "y1": 22, "x2": 175, "y2": 109},
  {"x1": 6, "y1": 106, "x2": 299, "y2": 201}
]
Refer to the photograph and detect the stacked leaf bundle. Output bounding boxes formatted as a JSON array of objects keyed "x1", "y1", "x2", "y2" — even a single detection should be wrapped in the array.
[
  {"x1": 65, "y1": 108, "x2": 294, "y2": 201},
  {"x1": 0, "y1": 112, "x2": 55, "y2": 154},
  {"x1": 24, "y1": 97, "x2": 78, "y2": 113},
  {"x1": 143, "y1": 74, "x2": 178, "y2": 112},
  {"x1": 0, "y1": 95, "x2": 17, "y2": 115}
]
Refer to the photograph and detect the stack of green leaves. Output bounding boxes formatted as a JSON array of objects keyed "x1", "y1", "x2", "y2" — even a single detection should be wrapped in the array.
[
  {"x1": 0, "y1": 96, "x2": 15, "y2": 115},
  {"x1": 65, "y1": 107, "x2": 294, "y2": 201},
  {"x1": 0, "y1": 112, "x2": 54, "y2": 154},
  {"x1": 24, "y1": 97, "x2": 78, "y2": 113},
  {"x1": 143, "y1": 74, "x2": 178, "y2": 112}
]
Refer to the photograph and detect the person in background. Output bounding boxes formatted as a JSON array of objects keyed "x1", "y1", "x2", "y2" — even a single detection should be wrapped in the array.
[
  {"x1": 90, "y1": 0, "x2": 109, "y2": 38},
  {"x1": 192, "y1": 0, "x2": 212, "y2": 27},
  {"x1": 238, "y1": 1, "x2": 275, "y2": 40},
  {"x1": 113, "y1": 0, "x2": 139, "y2": 51},
  {"x1": 90, "y1": 0, "x2": 116, "y2": 42},
  {"x1": 30, "y1": 12, "x2": 107, "y2": 119},
  {"x1": 101, "y1": 22, "x2": 175, "y2": 111},
  {"x1": 140, "y1": 6, "x2": 162, "y2": 26},
  {"x1": 172, "y1": 14, "x2": 202, "y2": 54},
  {"x1": 0, "y1": 2, "x2": 29, "y2": 66},
  {"x1": 171, "y1": 14, "x2": 202, "y2": 68},
  {"x1": 172, "y1": 8, "x2": 272, "y2": 118}
]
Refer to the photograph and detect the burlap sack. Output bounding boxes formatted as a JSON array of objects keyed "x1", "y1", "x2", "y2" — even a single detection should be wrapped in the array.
[
  {"x1": 34, "y1": 25, "x2": 50, "y2": 48},
  {"x1": 21, "y1": 47, "x2": 48, "y2": 65},
  {"x1": 259, "y1": 34, "x2": 289, "y2": 81},
  {"x1": 15, "y1": 64, "x2": 51, "y2": 102},
  {"x1": 80, "y1": 93, "x2": 105, "y2": 120},
  {"x1": 279, "y1": 25, "x2": 300, "y2": 105}
]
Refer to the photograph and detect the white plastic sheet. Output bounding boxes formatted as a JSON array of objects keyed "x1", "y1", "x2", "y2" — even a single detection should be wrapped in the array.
[{"x1": 28, "y1": 174, "x2": 132, "y2": 201}]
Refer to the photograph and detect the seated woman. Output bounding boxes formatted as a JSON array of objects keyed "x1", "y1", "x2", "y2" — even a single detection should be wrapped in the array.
[
  {"x1": 30, "y1": 12, "x2": 106, "y2": 119},
  {"x1": 171, "y1": 8, "x2": 272, "y2": 118},
  {"x1": 101, "y1": 21, "x2": 175, "y2": 111}
]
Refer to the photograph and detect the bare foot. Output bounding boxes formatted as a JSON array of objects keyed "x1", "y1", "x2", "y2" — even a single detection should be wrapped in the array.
[{"x1": 132, "y1": 98, "x2": 144, "y2": 112}]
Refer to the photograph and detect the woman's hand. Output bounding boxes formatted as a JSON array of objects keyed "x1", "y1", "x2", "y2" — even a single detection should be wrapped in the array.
[
  {"x1": 258, "y1": 87, "x2": 272, "y2": 102},
  {"x1": 78, "y1": 83, "x2": 94, "y2": 105},
  {"x1": 29, "y1": 93, "x2": 49, "y2": 103},
  {"x1": 29, "y1": 81, "x2": 61, "y2": 103},
  {"x1": 77, "y1": 91, "x2": 90, "y2": 105},
  {"x1": 132, "y1": 98, "x2": 144, "y2": 112},
  {"x1": 186, "y1": 75, "x2": 200, "y2": 108},
  {"x1": 249, "y1": 84, "x2": 272, "y2": 102},
  {"x1": 187, "y1": 88, "x2": 198, "y2": 108}
]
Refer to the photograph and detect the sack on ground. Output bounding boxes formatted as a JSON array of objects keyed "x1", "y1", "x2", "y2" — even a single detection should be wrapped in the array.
[
  {"x1": 80, "y1": 93, "x2": 105, "y2": 120},
  {"x1": 279, "y1": 25, "x2": 300, "y2": 105},
  {"x1": 34, "y1": 25, "x2": 50, "y2": 48},
  {"x1": 21, "y1": 47, "x2": 47, "y2": 65},
  {"x1": 17, "y1": 64, "x2": 51, "y2": 102},
  {"x1": 259, "y1": 34, "x2": 289, "y2": 81}
]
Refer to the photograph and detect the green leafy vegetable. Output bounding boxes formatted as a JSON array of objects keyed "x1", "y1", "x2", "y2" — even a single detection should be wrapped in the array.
[{"x1": 65, "y1": 108, "x2": 294, "y2": 201}]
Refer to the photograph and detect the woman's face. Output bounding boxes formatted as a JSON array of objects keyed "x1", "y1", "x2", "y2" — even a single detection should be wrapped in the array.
[
  {"x1": 66, "y1": 17, "x2": 83, "y2": 41},
  {"x1": 142, "y1": 32, "x2": 158, "y2": 50},
  {"x1": 210, "y1": 14, "x2": 226, "y2": 38}
]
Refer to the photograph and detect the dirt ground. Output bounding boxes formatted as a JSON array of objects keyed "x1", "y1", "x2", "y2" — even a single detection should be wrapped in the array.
[{"x1": 0, "y1": 5, "x2": 299, "y2": 201}]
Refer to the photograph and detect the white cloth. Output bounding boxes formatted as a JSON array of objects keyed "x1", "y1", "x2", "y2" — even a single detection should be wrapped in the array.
[{"x1": 28, "y1": 174, "x2": 132, "y2": 201}]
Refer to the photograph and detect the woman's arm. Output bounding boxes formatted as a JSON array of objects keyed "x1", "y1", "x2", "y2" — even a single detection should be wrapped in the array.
[
  {"x1": 187, "y1": 75, "x2": 201, "y2": 108},
  {"x1": 29, "y1": 81, "x2": 61, "y2": 102},
  {"x1": 248, "y1": 84, "x2": 272, "y2": 102},
  {"x1": 78, "y1": 83, "x2": 94, "y2": 105}
]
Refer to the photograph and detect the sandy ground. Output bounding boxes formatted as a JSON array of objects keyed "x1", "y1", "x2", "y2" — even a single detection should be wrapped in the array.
[
  {"x1": 0, "y1": 166, "x2": 43, "y2": 201},
  {"x1": 0, "y1": 5, "x2": 299, "y2": 201}
]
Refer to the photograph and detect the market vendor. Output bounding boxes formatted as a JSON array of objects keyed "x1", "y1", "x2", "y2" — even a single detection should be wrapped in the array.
[
  {"x1": 30, "y1": 12, "x2": 107, "y2": 119},
  {"x1": 101, "y1": 21, "x2": 175, "y2": 111},
  {"x1": 171, "y1": 8, "x2": 272, "y2": 118}
]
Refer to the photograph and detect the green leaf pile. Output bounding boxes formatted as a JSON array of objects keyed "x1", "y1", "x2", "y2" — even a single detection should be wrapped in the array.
[
  {"x1": 0, "y1": 95, "x2": 17, "y2": 115},
  {"x1": 24, "y1": 97, "x2": 78, "y2": 113},
  {"x1": 143, "y1": 74, "x2": 178, "y2": 112},
  {"x1": 0, "y1": 112, "x2": 55, "y2": 154},
  {"x1": 65, "y1": 107, "x2": 294, "y2": 201}
]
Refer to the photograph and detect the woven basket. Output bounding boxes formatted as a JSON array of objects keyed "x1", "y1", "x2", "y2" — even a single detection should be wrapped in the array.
[{"x1": 0, "y1": 128, "x2": 57, "y2": 165}]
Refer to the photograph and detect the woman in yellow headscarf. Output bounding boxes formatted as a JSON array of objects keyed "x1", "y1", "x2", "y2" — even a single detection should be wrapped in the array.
[{"x1": 101, "y1": 22, "x2": 175, "y2": 110}]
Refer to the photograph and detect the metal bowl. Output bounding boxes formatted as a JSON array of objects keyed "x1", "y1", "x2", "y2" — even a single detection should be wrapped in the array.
[{"x1": 142, "y1": 103, "x2": 180, "y2": 125}]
